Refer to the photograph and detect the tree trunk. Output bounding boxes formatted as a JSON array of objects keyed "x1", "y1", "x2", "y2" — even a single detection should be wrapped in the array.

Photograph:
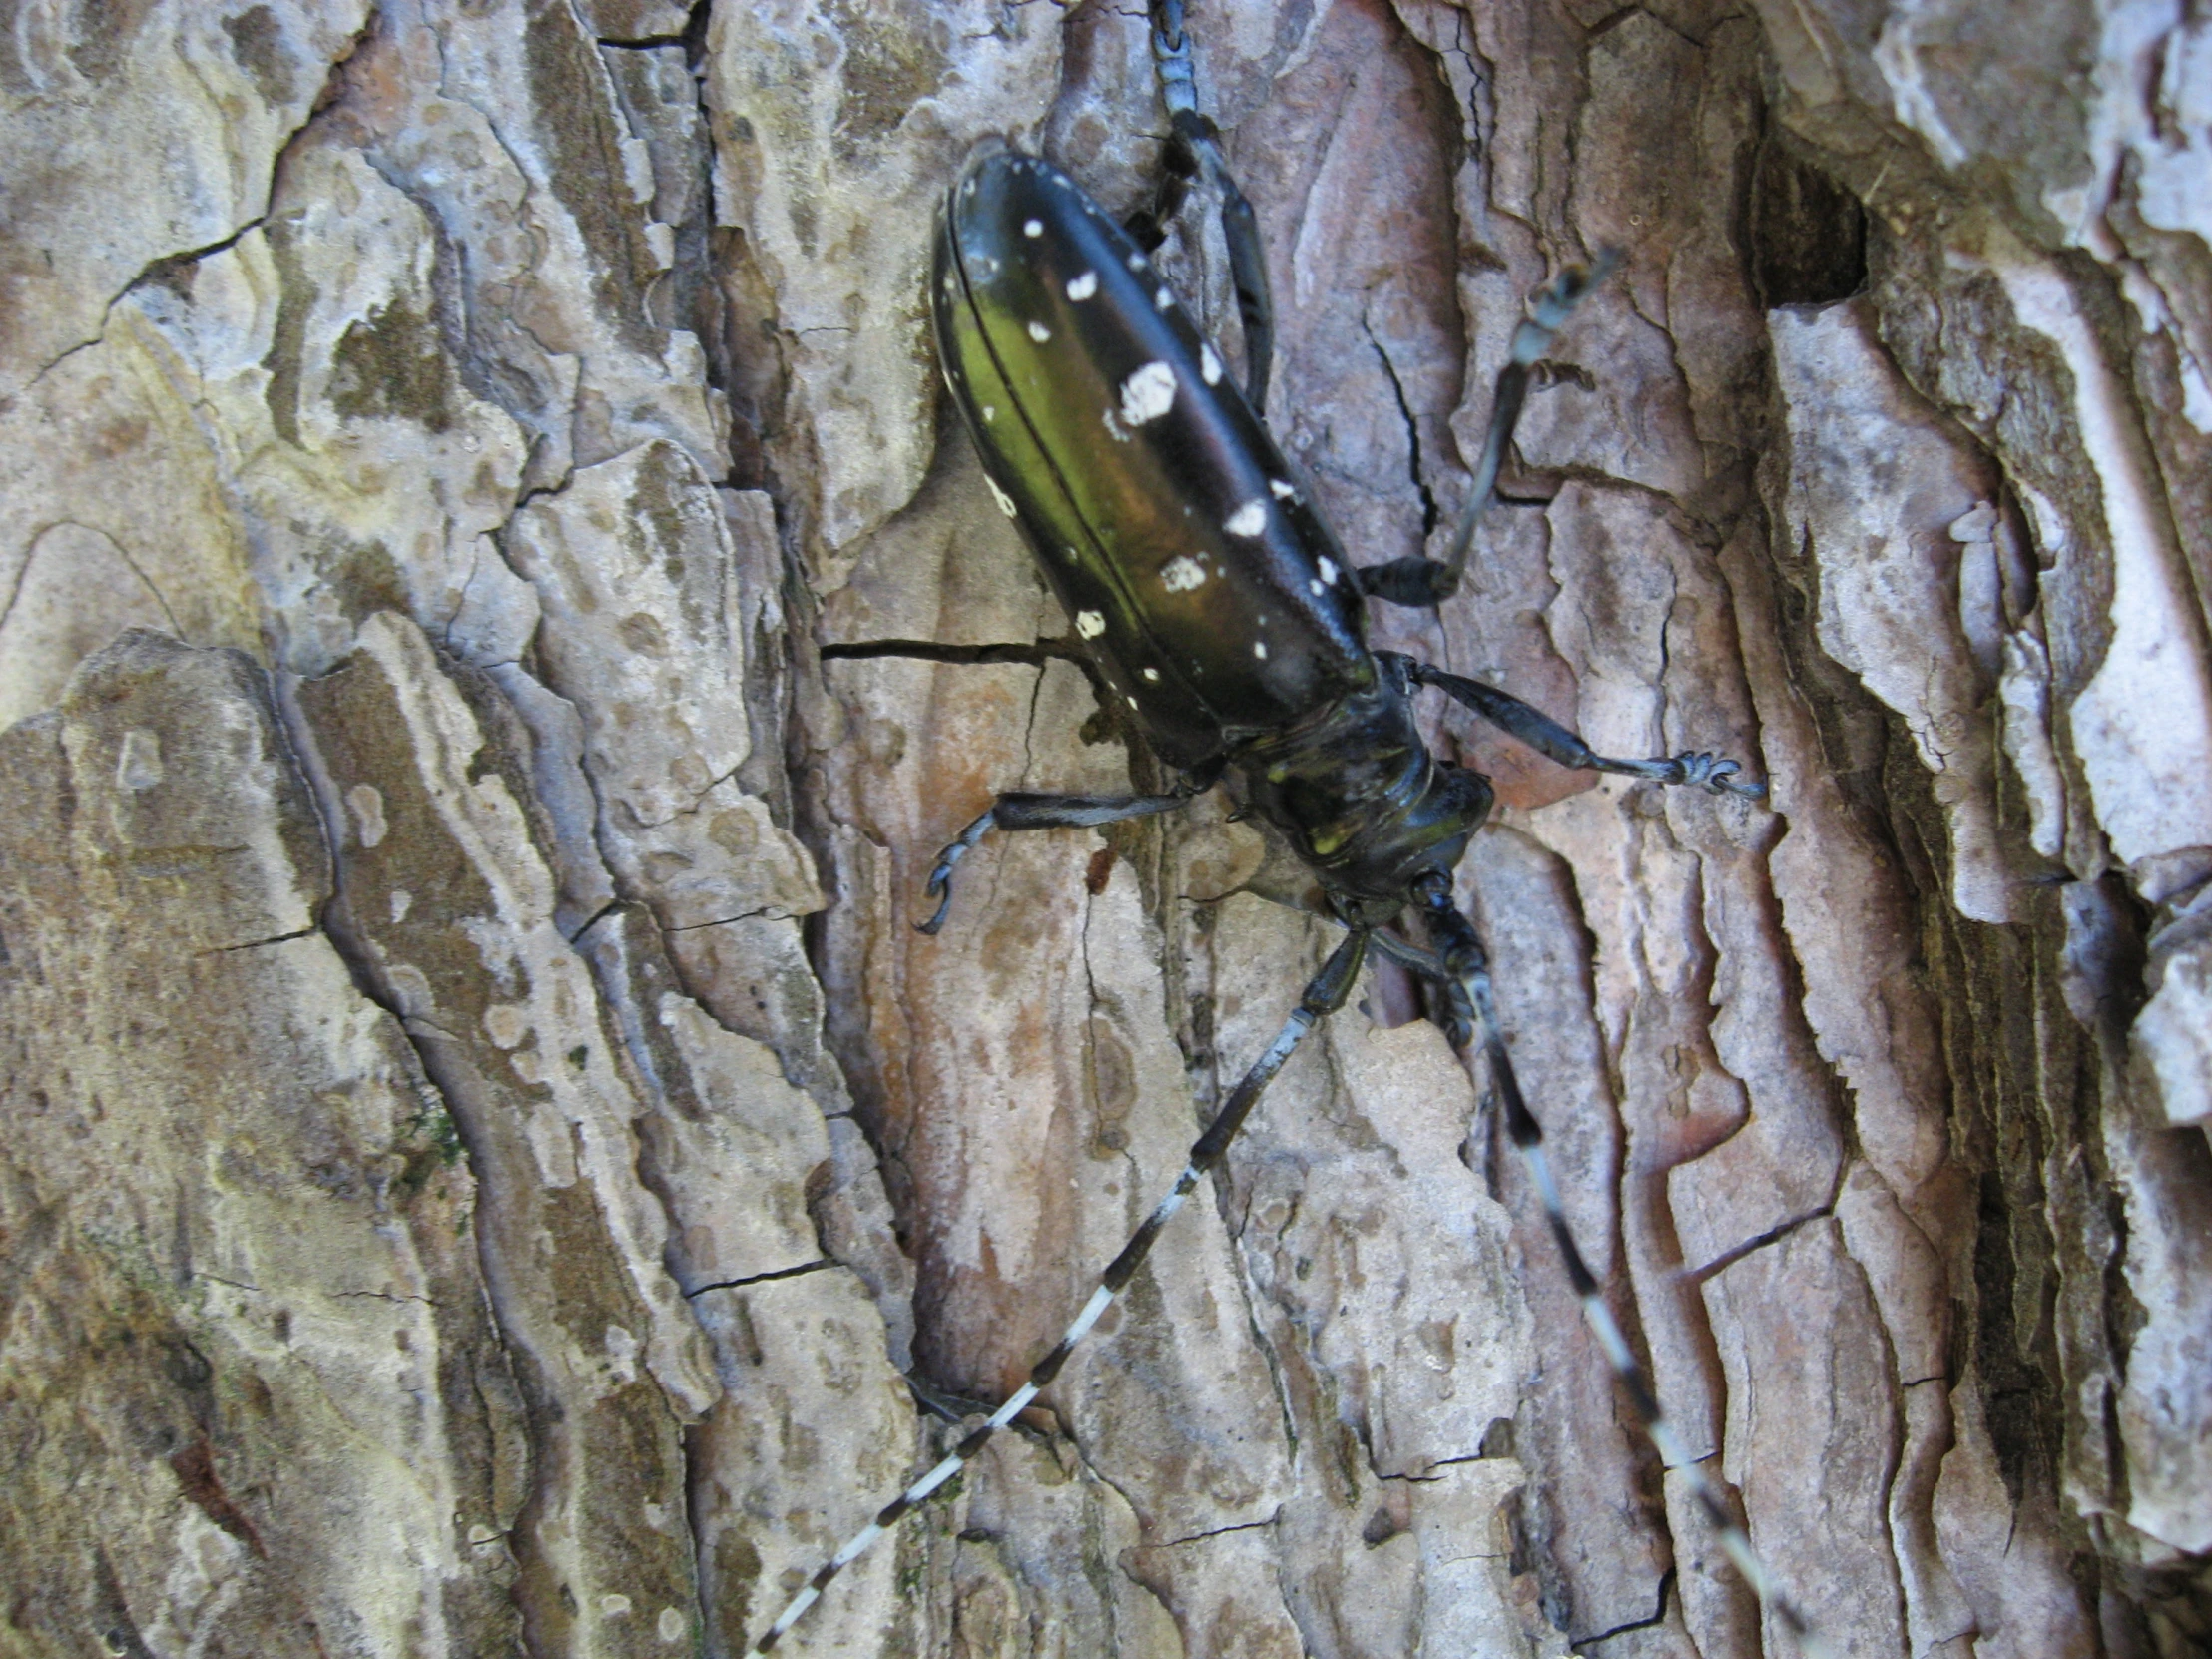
[{"x1": 2, "y1": 1, "x2": 2206, "y2": 1655}]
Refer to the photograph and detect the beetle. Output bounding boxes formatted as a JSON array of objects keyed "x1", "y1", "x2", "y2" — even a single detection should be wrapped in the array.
[{"x1": 742, "y1": 7, "x2": 1812, "y2": 1653}]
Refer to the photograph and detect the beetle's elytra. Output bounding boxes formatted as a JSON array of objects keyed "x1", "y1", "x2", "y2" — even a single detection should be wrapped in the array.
[
  {"x1": 933, "y1": 146, "x2": 1368, "y2": 768},
  {"x1": 741, "y1": 15, "x2": 1800, "y2": 1648}
]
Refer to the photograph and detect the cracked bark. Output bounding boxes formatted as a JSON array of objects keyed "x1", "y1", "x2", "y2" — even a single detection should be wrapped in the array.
[{"x1": 3, "y1": 2, "x2": 2209, "y2": 1658}]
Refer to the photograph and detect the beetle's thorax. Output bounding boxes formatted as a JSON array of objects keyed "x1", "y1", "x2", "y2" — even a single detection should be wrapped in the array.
[{"x1": 1230, "y1": 654, "x2": 1493, "y2": 911}]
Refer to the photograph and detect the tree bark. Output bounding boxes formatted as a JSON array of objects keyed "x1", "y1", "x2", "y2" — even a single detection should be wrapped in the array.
[{"x1": 1, "y1": 1, "x2": 2206, "y2": 1656}]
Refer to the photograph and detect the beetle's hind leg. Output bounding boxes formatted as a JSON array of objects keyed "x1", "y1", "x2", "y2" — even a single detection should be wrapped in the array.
[
  {"x1": 1356, "y1": 256, "x2": 1619, "y2": 609},
  {"x1": 1124, "y1": 0, "x2": 1277, "y2": 411},
  {"x1": 1394, "y1": 655, "x2": 1768, "y2": 801},
  {"x1": 916, "y1": 767, "x2": 1222, "y2": 934}
]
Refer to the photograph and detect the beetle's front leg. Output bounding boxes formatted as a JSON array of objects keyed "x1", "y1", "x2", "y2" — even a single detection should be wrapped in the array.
[
  {"x1": 1368, "y1": 926, "x2": 1477, "y2": 1048},
  {"x1": 1397, "y1": 657, "x2": 1768, "y2": 801},
  {"x1": 915, "y1": 806, "x2": 999, "y2": 935},
  {"x1": 916, "y1": 768, "x2": 1223, "y2": 935}
]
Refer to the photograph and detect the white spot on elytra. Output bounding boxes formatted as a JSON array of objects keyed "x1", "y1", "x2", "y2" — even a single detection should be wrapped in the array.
[
  {"x1": 1310, "y1": 579, "x2": 1325, "y2": 594},
  {"x1": 986, "y1": 475, "x2": 1018, "y2": 518},
  {"x1": 1066, "y1": 271, "x2": 1098, "y2": 300},
  {"x1": 1023, "y1": 219, "x2": 1043, "y2": 237},
  {"x1": 1160, "y1": 555, "x2": 1207, "y2": 591},
  {"x1": 1155, "y1": 287, "x2": 1173, "y2": 310},
  {"x1": 1201, "y1": 344, "x2": 1223, "y2": 386},
  {"x1": 1253, "y1": 641, "x2": 1269, "y2": 660},
  {"x1": 1120, "y1": 361, "x2": 1177, "y2": 424},
  {"x1": 1269, "y1": 477, "x2": 1295, "y2": 499},
  {"x1": 1225, "y1": 501, "x2": 1267, "y2": 537},
  {"x1": 1075, "y1": 609, "x2": 1106, "y2": 639},
  {"x1": 1141, "y1": 667, "x2": 1160, "y2": 682},
  {"x1": 1028, "y1": 320, "x2": 1052, "y2": 342},
  {"x1": 1128, "y1": 252, "x2": 1148, "y2": 270},
  {"x1": 982, "y1": 404, "x2": 996, "y2": 422},
  {"x1": 1102, "y1": 408, "x2": 1132, "y2": 443},
  {"x1": 1319, "y1": 556, "x2": 1340, "y2": 585},
  {"x1": 1127, "y1": 695, "x2": 1140, "y2": 709}
]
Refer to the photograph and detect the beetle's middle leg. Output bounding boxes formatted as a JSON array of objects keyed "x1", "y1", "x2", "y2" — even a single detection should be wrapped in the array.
[
  {"x1": 916, "y1": 764, "x2": 1223, "y2": 934},
  {"x1": 1393, "y1": 655, "x2": 1767, "y2": 801},
  {"x1": 1124, "y1": 0, "x2": 1276, "y2": 411}
]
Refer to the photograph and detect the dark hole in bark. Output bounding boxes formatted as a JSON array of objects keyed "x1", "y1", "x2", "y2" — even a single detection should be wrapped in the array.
[{"x1": 1750, "y1": 144, "x2": 1867, "y2": 306}]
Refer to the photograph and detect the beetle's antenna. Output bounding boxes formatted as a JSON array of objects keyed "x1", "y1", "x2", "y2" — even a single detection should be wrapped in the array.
[
  {"x1": 1411, "y1": 872, "x2": 1831, "y2": 1657},
  {"x1": 1431, "y1": 252, "x2": 1621, "y2": 596},
  {"x1": 737, "y1": 929, "x2": 1369, "y2": 1656}
]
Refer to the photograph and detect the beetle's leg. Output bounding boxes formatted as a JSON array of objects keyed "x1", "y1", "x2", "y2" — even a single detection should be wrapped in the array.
[
  {"x1": 737, "y1": 928, "x2": 1367, "y2": 1659},
  {"x1": 1122, "y1": 54, "x2": 1197, "y2": 255},
  {"x1": 1355, "y1": 255, "x2": 1620, "y2": 608},
  {"x1": 1126, "y1": 0, "x2": 1277, "y2": 410},
  {"x1": 1367, "y1": 926, "x2": 1476, "y2": 1046},
  {"x1": 1396, "y1": 656, "x2": 1768, "y2": 801},
  {"x1": 1368, "y1": 927, "x2": 1444, "y2": 979},
  {"x1": 903, "y1": 1371, "x2": 997, "y2": 1425},
  {"x1": 1411, "y1": 872, "x2": 1824, "y2": 1654},
  {"x1": 915, "y1": 806, "x2": 998, "y2": 934},
  {"x1": 916, "y1": 767, "x2": 1223, "y2": 934}
]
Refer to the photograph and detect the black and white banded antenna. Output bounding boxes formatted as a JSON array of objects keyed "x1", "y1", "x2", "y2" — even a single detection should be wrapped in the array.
[
  {"x1": 737, "y1": 932, "x2": 1368, "y2": 1657},
  {"x1": 1411, "y1": 873, "x2": 1832, "y2": 1659},
  {"x1": 738, "y1": 895, "x2": 1829, "y2": 1656}
]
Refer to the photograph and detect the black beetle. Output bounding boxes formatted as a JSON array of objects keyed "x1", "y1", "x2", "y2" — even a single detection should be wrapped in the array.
[
  {"x1": 920, "y1": 142, "x2": 1764, "y2": 937},
  {"x1": 742, "y1": 26, "x2": 1810, "y2": 1655}
]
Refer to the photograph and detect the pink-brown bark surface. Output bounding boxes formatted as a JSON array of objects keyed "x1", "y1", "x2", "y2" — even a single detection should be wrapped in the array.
[{"x1": 2, "y1": 2, "x2": 2207, "y2": 1655}]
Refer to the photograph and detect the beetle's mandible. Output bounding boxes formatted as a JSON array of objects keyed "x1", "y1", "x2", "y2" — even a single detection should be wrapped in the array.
[{"x1": 743, "y1": 6, "x2": 1820, "y2": 1652}]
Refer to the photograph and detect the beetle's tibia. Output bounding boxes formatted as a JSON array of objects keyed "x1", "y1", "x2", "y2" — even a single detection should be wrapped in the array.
[
  {"x1": 1433, "y1": 250, "x2": 1624, "y2": 592},
  {"x1": 1400, "y1": 657, "x2": 1774, "y2": 802},
  {"x1": 1140, "y1": 0, "x2": 1276, "y2": 407}
]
